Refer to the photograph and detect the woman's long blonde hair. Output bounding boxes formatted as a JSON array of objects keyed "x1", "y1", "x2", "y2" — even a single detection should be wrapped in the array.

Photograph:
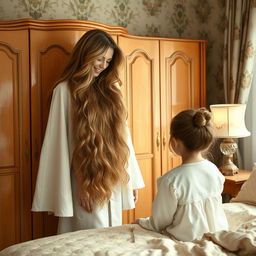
[{"x1": 58, "y1": 29, "x2": 129, "y2": 207}]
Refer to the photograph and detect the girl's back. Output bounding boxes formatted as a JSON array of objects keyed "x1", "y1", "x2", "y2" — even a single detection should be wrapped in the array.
[
  {"x1": 159, "y1": 159, "x2": 228, "y2": 241},
  {"x1": 165, "y1": 159, "x2": 223, "y2": 202}
]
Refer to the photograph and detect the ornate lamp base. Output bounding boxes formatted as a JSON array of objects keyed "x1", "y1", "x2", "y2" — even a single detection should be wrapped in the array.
[{"x1": 219, "y1": 138, "x2": 239, "y2": 176}]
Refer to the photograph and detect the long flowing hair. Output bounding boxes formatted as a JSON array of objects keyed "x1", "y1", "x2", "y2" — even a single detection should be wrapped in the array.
[{"x1": 57, "y1": 29, "x2": 129, "y2": 207}]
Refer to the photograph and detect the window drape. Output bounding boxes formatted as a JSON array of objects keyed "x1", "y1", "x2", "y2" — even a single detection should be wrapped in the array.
[
  {"x1": 222, "y1": 0, "x2": 256, "y2": 170},
  {"x1": 240, "y1": 62, "x2": 256, "y2": 170},
  {"x1": 223, "y1": 0, "x2": 256, "y2": 104}
]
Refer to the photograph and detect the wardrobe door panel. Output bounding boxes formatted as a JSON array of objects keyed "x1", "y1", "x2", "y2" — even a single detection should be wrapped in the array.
[
  {"x1": 0, "y1": 173, "x2": 19, "y2": 250},
  {"x1": 160, "y1": 41, "x2": 205, "y2": 174},
  {"x1": 132, "y1": 55, "x2": 152, "y2": 153},
  {"x1": 0, "y1": 49, "x2": 16, "y2": 167},
  {"x1": 0, "y1": 30, "x2": 30, "y2": 250},
  {"x1": 118, "y1": 36, "x2": 161, "y2": 223}
]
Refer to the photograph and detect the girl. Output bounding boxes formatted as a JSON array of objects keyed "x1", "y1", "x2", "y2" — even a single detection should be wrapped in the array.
[
  {"x1": 32, "y1": 29, "x2": 144, "y2": 233},
  {"x1": 136, "y1": 108, "x2": 228, "y2": 241}
]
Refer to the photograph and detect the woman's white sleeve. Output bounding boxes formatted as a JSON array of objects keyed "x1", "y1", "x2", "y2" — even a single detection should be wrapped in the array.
[
  {"x1": 31, "y1": 85, "x2": 73, "y2": 217},
  {"x1": 125, "y1": 125, "x2": 145, "y2": 189},
  {"x1": 121, "y1": 125, "x2": 145, "y2": 210}
]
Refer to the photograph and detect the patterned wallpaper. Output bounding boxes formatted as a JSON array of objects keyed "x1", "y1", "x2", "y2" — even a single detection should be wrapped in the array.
[{"x1": 0, "y1": 0, "x2": 226, "y2": 105}]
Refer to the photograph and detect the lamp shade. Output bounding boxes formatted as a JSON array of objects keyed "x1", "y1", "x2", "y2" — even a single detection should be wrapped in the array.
[{"x1": 210, "y1": 104, "x2": 251, "y2": 138}]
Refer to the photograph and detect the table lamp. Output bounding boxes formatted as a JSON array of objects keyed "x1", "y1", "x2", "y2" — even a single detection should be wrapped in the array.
[{"x1": 210, "y1": 104, "x2": 251, "y2": 176}]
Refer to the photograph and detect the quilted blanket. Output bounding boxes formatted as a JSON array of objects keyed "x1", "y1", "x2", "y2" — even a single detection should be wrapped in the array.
[{"x1": 0, "y1": 203, "x2": 256, "y2": 256}]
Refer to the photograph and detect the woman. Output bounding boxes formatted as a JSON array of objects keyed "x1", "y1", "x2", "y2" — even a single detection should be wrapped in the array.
[{"x1": 32, "y1": 29, "x2": 144, "y2": 233}]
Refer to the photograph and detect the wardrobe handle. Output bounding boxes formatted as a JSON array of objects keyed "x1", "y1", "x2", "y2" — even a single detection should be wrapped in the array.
[
  {"x1": 156, "y1": 132, "x2": 160, "y2": 149},
  {"x1": 163, "y1": 134, "x2": 167, "y2": 148}
]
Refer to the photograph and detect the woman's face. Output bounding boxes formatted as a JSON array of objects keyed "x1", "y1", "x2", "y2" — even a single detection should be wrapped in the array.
[{"x1": 92, "y1": 47, "x2": 114, "y2": 77}]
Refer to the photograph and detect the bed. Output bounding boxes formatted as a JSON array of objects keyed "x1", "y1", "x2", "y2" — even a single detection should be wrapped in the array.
[{"x1": 1, "y1": 170, "x2": 256, "y2": 256}]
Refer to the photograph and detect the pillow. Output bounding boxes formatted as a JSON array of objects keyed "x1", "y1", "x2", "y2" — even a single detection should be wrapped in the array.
[{"x1": 231, "y1": 169, "x2": 256, "y2": 205}]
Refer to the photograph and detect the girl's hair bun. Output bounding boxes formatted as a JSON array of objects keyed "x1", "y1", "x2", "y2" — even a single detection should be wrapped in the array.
[
  {"x1": 170, "y1": 108, "x2": 214, "y2": 152},
  {"x1": 193, "y1": 108, "x2": 211, "y2": 127}
]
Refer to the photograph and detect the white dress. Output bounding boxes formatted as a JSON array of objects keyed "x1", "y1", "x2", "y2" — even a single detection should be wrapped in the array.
[
  {"x1": 138, "y1": 160, "x2": 228, "y2": 241},
  {"x1": 32, "y1": 81, "x2": 145, "y2": 233}
]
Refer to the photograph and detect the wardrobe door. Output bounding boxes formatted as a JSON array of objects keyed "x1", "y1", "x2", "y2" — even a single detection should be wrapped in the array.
[
  {"x1": 0, "y1": 30, "x2": 31, "y2": 250},
  {"x1": 30, "y1": 29, "x2": 87, "y2": 239},
  {"x1": 118, "y1": 36, "x2": 161, "y2": 223},
  {"x1": 160, "y1": 40, "x2": 206, "y2": 175}
]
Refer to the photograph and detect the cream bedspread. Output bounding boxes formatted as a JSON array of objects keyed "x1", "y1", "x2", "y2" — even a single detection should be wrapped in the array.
[{"x1": 1, "y1": 203, "x2": 256, "y2": 256}]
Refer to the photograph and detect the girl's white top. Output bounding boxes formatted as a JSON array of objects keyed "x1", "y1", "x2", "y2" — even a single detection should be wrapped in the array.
[{"x1": 139, "y1": 159, "x2": 228, "y2": 241}]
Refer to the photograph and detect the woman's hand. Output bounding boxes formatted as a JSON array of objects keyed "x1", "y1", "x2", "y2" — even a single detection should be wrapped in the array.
[
  {"x1": 77, "y1": 188, "x2": 93, "y2": 213},
  {"x1": 75, "y1": 172, "x2": 93, "y2": 212},
  {"x1": 133, "y1": 189, "x2": 138, "y2": 204}
]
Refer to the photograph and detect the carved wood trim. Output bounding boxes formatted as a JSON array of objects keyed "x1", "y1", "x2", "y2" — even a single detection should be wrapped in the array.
[
  {"x1": 165, "y1": 50, "x2": 193, "y2": 112},
  {"x1": 0, "y1": 19, "x2": 128, "y2": 34}
]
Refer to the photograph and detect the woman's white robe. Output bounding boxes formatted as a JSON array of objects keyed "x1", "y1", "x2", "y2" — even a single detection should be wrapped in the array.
[{"x1": 32, "y1": 81, "x2": 145, "y2": 233}]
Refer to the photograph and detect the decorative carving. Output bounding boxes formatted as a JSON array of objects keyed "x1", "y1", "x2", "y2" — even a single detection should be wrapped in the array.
[{"x1": 165, "y1": 50, "x2": 193, "y2": 109}]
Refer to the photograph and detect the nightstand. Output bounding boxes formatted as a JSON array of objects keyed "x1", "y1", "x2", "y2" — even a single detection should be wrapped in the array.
[{"x1": 222, "y1": 170, "x2": 251, "y2": 199}]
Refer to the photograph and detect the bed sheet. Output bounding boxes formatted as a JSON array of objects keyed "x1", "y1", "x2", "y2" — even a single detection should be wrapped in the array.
[{"x1": 0, "y1": 202, "x2": 255, "y2": 256}]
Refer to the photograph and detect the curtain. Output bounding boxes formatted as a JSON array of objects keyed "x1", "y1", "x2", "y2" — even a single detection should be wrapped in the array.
[
  {"x1": 218, "y1": 0, "x2": 256, "y2": 171},
  {"x1": 240, "y1": 62, "x2": 256, "y2": 170},
  {"x1": 223, "y1": 0, "x2": 256, "y2": 104}
]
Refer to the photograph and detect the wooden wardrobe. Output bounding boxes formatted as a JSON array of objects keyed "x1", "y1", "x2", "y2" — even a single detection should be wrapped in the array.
[{"x1": 0, "y1": 19, "x2": 206, "y2": 250}]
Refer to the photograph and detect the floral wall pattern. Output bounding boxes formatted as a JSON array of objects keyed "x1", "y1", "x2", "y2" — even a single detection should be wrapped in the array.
[{"x1": 0, "y1": 0, "x2": 226, "y2": 104}]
